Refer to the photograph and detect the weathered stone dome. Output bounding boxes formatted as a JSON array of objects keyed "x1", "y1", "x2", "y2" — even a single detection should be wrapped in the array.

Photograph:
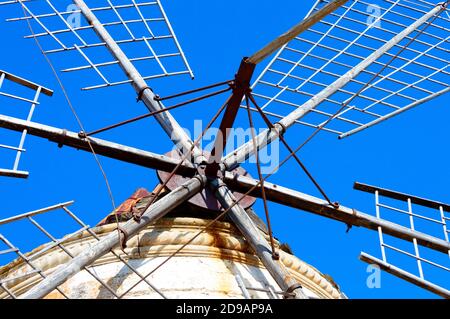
[{"x1": 0, "y1": 188, "x2": 344, "y2": 299}]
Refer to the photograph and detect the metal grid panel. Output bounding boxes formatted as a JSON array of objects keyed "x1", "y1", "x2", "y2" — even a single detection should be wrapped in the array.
[
  {"x1": 248, "y1": 0, "x2": 450, "y2": 138},
  {"x1": 355, "y1": 182, "x2": 450, "y2": 298},
  {"x1": 0, "y1": 201, "x2": 165, "y2": 299},
  {"x1": 0, "y1": 70, "x2": 52, "y2": 179},
  {"x1": 0, "y1": 0, "x2": 193, "y2": 90}
]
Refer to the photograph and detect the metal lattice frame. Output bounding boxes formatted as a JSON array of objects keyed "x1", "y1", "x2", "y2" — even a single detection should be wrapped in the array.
[
  {"x1": 0, "y1": 201, "x2": 167, "y2": 299},
  {"x1": 0, "y1": 70, "x2": 53, "y2": 179},
  {"x1": 355, "y1": 182, "x2": 450, "y2": 298},
  {"x1": 0, "y1": 0, "x2": 448, "y2": 299},
  {"x1": 247, "y1": 0, "x2": 449, "y2": 138},
  {"x1": 0, "y1": 0, "x2": 193, "y2": 90}
]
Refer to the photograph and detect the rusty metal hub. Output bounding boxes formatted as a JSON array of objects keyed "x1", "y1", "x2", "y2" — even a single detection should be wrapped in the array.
[{"x1": 157, "y1": 150, "x2": 256, "y2": 212}]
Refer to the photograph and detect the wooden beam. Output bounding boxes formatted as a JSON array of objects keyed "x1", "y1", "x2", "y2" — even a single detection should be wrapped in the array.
[
  {"x1": 0, "y1": 70, "x2": 53, "y2": 96},
  {"x1": 0, "y1": 114, "x2": 196, "y2": 176},
  {"x1": 0, "y1": 168, "x2": 29, "y2": 179},
  {"x1": 247, "y1": 0, "x2": 349, "y2": 64}
]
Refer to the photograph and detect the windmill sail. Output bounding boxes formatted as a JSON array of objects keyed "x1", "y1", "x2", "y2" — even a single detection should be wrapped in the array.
[
  {"x1": 355, "y1": 182, "x2": 450, "y2": 298},
  {"x1": 247, "y1": 0, "x2": 449, "y2": 138},
  {"x1": 0, "y1": 70, "x2": 53, "y2": 179},
  {"x1": 0, "y1": 200, "x2": 169, "y2": 299},
  {"x1": 0, "y1": 0, "x2": 193, "y2": 91}
]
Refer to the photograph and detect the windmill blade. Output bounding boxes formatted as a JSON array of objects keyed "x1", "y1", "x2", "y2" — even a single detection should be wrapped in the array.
[
  {"x1": 354, "y1": 182, "x2": 449, "y2": 298},
  {"x1": 0, "y1": 0, "x2": 193, "y2": 91},
  {"x1": 0, "y1": 201, "x2": 168, "y2": 299},
  {"x1": 223, "y1": 0, "x2": 450, "y2": 170},
  {"x1": 0, "y1": 0, "x2": 202, "y2": 162},
  {"x1": 0, "y1": 70, "x2": 53, "y2": 179},
  {"x1": 225, "y1": 173, "x2": 450, "y2": 254},
  {"x1": 251, "y1": 0, "x2": 449, "y2": 137}
]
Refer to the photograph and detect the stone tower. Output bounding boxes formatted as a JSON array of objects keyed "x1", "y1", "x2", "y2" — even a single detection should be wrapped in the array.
[{"x1": 0, "y1": 187, "x2": 344, "y2": 299}]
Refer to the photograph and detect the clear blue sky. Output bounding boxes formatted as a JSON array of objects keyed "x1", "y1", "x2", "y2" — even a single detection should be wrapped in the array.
[{"x1": 0, "y1": 0, "x2": 449, "y2": 298}]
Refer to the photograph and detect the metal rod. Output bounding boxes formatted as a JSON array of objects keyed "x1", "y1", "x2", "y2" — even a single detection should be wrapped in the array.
[
  {"x1": 155, "y1": 80, "x2": 233, "y2": 101},
  {"x1": 85, "y1": 86, "x2": 231, "y2": 137},
  {"x1": 62, "y1": 53, "x2": 179, "y2": 73},
  {"x1": 439, "y1": 206, "x2": 450, "y2": 258},
  {"x1": 0, "y1": 282, "x2": 17, "y2": 299},
  {"x1": 0, "y1": 113, "x2": 448, "y2": 255},
  {"x1": 222, "y1": 3, "x2": 446, "y2": 170},
  {"x1": 375, "y1": 191, "x2": 387, "y2": 262},
  {"x1": 155, "y1": 0, "x2": 194, "y2": 78},
  {"x1": 211, "y1": 178, "x2": 307, "y2": 299},
  {"x1": 247, "y1": 0, "x2": 348, "y2": 64},
  {"x1": 43, "y1": 35, "x2": 173, "y2": 54},
  {"x1": 354, "y1": 182, "x2": 450, "y2": 212},
  {"x1": 0, "y1": 168, "x2": 29, "y2": 178},
  {"x1": 360, "y1": 252, "x2": 450, "y2": 299},
  {"x1": 20, "y1": 175, "x2": 206, "y2": 299},
  {"x1": 0, "y1": 70, "x2": 53, "y2": 96},
  {"x1": 7, "y1": 2, "x2": 158, "y2": 21},
  {"x1": 340, "y1": 86, "x2": 450, "y2": 138},
  {"x1": 235, "y1": 274, "x2": 251, "y2": 299},
  {"x1": 13, "y1": 87, "x2": 41, "y2": 171},
  {"x1": 82, "y1": 70, "x2": 190, "y2": 91},
  {"x1": 0, "y1": 201, "x2": 74, "y2": 225},
  {"x1": 23, "y1": 18, "x2": 164, "y2": 39},
  {"x1": 245, "y1": 95, "x2": 278, "y2": 257},
  {"x1": 72, "y1": 0, "x2": 203, "y2": 163}
]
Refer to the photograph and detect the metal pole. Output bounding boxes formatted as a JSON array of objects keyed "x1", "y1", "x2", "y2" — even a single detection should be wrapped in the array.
[
  {"x1": 20, "y1": 175, "x2": 206, "y2": 299},
  {"x1": 222, "y1": 3, "x2": 446, "y2": 170},
  {"x1": 339, "y1": 86, "x2": 450, "y2": 138},
  {"x1": 72, "y1": 0, "x2": 204, "y2": 164},
  {"x1": 13, "y1": 87, "x2": 41, "y2": 171},
  {"x1": 211, "y1": 179, "x2": 307, "y2": 299},
  {"x1": 247, "y1": 0, "x2": 348, "y2": 64},
  {"x1": 0, "y1": 201, "x2": 74, "y2": 226},
  {"x1": 360, "y1": 252, "x2": 450, "y2": 299},
  {"x1": 0, "y1": 114, "x2": 196, "y2": 176}
]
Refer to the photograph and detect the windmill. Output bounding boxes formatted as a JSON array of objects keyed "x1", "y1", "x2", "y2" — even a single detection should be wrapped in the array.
[{"x1": 0, "y1": 0, "x2": 448, "y2": 299}]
